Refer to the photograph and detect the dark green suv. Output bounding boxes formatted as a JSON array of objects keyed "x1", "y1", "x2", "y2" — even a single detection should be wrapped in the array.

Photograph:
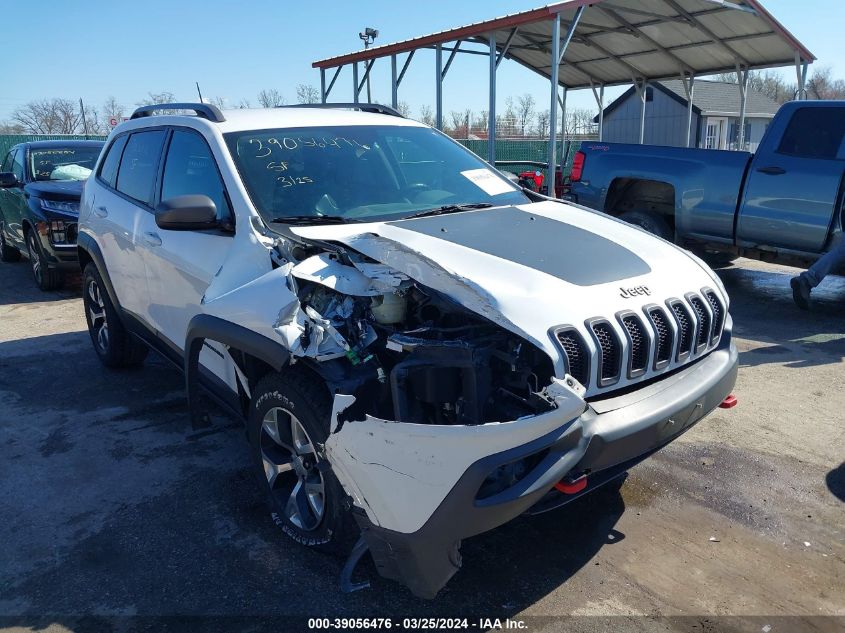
[{"x1": 0, "y1": 140, "x2": 104, "y2": 290}]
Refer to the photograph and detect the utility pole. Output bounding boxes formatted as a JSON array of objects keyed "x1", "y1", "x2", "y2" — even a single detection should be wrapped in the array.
[
  {"x1": 359, "y1": 27, "x2": 378, "y2": 102},
  {"x1": 196, "y1": 82, "x2": 204, "y2": 103},
  {"x1": 79, "y1": 98, "x2": 89, "y2": 138}
]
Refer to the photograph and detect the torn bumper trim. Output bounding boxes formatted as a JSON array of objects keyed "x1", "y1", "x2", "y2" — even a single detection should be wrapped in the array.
[{"x1": 357, "y1": 334, "x2": 738, "y2": 599}]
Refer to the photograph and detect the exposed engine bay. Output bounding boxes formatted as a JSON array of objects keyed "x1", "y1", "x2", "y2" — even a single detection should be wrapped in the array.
[{"x1": 278, "y1": 237, "x2": 557, "y2": 428}]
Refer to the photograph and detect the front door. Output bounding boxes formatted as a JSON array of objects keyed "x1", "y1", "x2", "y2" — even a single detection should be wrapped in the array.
[
  {"x1": 0, "y1": 148, "x2": 28, "y2": 246},
  {"x1": 737, "y1": 105, "x2": 845, "y2": 253},
  {"x1": 704, "y1": 117, "x2": 728, "y2": 150},
  {"x1": 141, "y1": 128, "x2": 235, "y2": 374}
]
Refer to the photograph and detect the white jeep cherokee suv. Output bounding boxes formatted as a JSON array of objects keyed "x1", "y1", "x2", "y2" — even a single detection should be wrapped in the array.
[{"x1": 79, "y1": 102, "x2": 738, "y2": 598}]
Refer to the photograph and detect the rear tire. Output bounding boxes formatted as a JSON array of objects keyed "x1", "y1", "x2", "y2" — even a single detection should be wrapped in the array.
[
  {"x1": 0, "y1": 223, "x2": 21, "y2": 262},
  {"x1": 618, "y1": 210, "x2": 673, "y2": 241},
  {"x1": 26, "y1": 231, "x2": 62, "y2": 290},
  {"x1": 82, "y1": 263, "x2": 148, "y2": 368},
  {"x1": 247, "y1": 370, "x2": 356, "y2": 554}
]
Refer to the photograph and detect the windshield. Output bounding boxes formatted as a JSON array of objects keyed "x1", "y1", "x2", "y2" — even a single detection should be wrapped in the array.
[
  {"x1": 30, "y1": 147, "x2": 102, "y2": 181},
  {"x1": 224, "y1": 125, "x2": 528, "y2": 223}
]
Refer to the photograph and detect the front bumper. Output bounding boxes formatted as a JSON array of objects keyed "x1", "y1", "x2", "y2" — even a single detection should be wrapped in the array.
[{"x1": 355, "y1": 335, "x2": 738, "y2": 599}]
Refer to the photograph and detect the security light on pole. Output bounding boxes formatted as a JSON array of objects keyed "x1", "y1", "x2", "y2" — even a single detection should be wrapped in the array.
[{"x1": 359, "y1": 27, "x2": 378, "y2": 102}]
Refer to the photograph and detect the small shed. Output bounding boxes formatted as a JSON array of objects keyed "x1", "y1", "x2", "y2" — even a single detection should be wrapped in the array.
[{"x1": 596, "y1": 79, "x2": 780, "y2": 150}]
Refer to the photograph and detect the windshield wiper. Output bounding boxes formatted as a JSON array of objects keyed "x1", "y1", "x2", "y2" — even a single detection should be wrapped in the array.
[
  {"x1": 405, "y1": 203, "x2": 493, "y2": 220},
  {"x1": 268, "y1": 215, "x2": 357, "y2": 226}
]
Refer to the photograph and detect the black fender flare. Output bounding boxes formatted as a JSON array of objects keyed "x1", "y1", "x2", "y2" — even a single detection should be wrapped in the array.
[
  {"x1": 184, "y1": 314, "x2": 291, "y2": 428},
  {"x1": 77, "y1": 232, "x2": 126, "y2": 325}
]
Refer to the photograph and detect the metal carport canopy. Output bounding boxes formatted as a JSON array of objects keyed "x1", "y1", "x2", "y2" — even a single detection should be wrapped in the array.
[{"x1": 312, "y1": 0, "x2": 815, "y2": 192}]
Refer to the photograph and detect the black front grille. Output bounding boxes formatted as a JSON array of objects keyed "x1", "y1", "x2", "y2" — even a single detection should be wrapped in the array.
[
  {"x1": 590, "y1": 321, "x2": 621, "y2": 385},
  {"x1": 647, "y1": 307, "x2": 673, "y2": 366},
  {"x1": 705, "y1": 290, "x2": 725, "y2": 342},
  {"x1": 621, "y1": 314, "x2": 648, "y2": 374},
  {"x1": 689, "y1": 295, "x2": 711, "y2": 350},
  {"x1": 556, "y1": 330, "x2": 589, "y2": 386},
  {"x1": 670, "y1": 302, "x2": 693, "y2": 358}
]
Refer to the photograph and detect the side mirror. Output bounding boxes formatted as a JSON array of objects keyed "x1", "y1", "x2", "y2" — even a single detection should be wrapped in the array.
[
  {"x1": 155, "y1": 195, "x2": 218, "y2": 230},
  {"x1": 0, "y1": 172, "x2": 20, "y2": 188}
]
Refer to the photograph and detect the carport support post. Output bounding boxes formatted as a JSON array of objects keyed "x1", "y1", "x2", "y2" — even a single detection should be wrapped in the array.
[
  {"x1": 435, "y1": 44, "x2": 443, "y2": 130},
  {"x1": 633, "y1": 79, "x2": 648, "y2": 144},
  {"x1": 681, "y1": 72, "x2": 695, "y2": 147},
  {"x1": 352, "y1": 62, "x2": 360, "y2": 104},
  {"x1": 320, "y1": 68, "x2": 327, "y2": 104},
  {"x1": 391, "y1": 54, "x2": 398, "y2": 109},
  {"x1": 547, "y1": 14, "x2": 560, "y2": 194},
  {"x1": 591, "y1": 82, "x2": 605, "y2": 141},
  {"x1": 795, "y1": 53, "x2": 809, "y2": 100},
  {"x1": 488, "y1": 34, "x2": 497, "y2": 164},
  {"x1": 546, "y1": 8, "x2": 582, "y2": 196},
  {"x1": 737, "y1": 66, "x2": 749, "y2": 150}
]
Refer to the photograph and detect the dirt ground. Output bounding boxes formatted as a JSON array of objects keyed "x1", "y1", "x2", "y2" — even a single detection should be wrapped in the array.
[{"x1": 0, "y1": 258, "x2": 842, "y2": 633}]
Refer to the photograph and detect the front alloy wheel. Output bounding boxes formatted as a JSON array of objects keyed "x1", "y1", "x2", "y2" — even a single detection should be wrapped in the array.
[
  {"x1": 260, "y1": 407, "x2": 326, "y2": 531},
  {"x1": 87, "y1": 278, "x2": 109, "y2": 353},
  {"x1": 26, "y1": 231, "x2": 62, "y2": 290}
]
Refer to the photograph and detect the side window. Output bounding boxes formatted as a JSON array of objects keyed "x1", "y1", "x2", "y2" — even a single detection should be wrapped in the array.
[
  {"x1": 1, "y1": 150, "x2": 13, "y2": 172},
  {"x1": 161, "y1": 130, "x2": 232, "y2": 223},
  {"x1": 98, "y1": 135, "x2": 129, "y2": 188},
  {"x1": 11, "y1": 149, "x2": 26, "y2": 182},
  {"x1": 116, "y1": 130, "x2": 166, "y2": 206},
  {"x1": 777, "y1": 107, "x2": 845, "y2": 159}
]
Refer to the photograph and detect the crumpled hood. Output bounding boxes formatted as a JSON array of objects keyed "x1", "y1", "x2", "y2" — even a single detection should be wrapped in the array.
[
  {"x1": 291, "y1": 201, "x2": 724, "y2": 380},
  {"x1": 24, "y1": 179, "x2": 84, "y2": 201}
]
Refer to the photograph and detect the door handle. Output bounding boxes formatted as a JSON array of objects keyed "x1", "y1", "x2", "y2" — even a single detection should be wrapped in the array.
[
  {"x1": 142, "y1": 232, "x2": 162, "y2": 247},
  {"x1": 93, "y1": 206, "x2": 109, "y2": 218},
  {"x1": 757, "y1": 166, "x2": 786, "y2": 175}
]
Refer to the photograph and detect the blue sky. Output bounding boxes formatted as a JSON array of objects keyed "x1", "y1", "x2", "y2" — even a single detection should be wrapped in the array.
[{"x1": 2, "y1": 0, "x2": 842, "y2": 123}]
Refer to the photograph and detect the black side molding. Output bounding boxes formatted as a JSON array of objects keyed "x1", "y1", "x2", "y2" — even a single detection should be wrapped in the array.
[
  {"x1": 184, "y1": 314, "x2": 291, "y2": 429},
  {"x1": 130, "y1": 103, "x2": 225, "y2": 123}
]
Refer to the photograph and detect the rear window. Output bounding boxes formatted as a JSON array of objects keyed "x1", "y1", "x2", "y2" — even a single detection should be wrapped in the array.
[
  {"x1": 777, "y1": 107, "x2": 845, "y2": 159},
  {"x1": 98, "y1": 135, "x2": 129, "y2": 188},
  {"x1": 116, "y1": 131, "x2": 166, "y2": 206}
]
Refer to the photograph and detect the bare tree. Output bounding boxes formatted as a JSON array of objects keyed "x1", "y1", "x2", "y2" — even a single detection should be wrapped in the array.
[
  {"x1": 136, "y1": 92, "x2": 177, "y2": 115},
  {"x1": 715, "y1": 70, "x2": 795, "y2": 104},
  {"x1": 418, "y1": 105, "x2": 435, "y2": 127},
  {"x1": 0, "y1": 122, "x2": 25, "y2": 134},
  {"x1": 11, "y1": 98, "x2": 84, "y2": 134},
  {"x1": 102, "y1": 96, "x2": 125, "y2": 129},
  {"x1": 396, "y1": 101, "x2": 412, "y2": 118},
  {"x1": 534, "y1": 109, "x2": 550, "y2": 137},
  {"x1": 208, "y1": 96, "x2": 227, "y2": 110},
  {"x1": 472, "y1": 110, "x2": 488, "y2": 135},
  {"x1": 806, "y1": 66, "x2": 845, "y2": 100},
  {"x1": 515, "y1": 94, "x2": 536, "y2": 136},
  {"x1": 257, "y1": 89, "x2": 285, "y2": 108},
  {"x1": 238, "y1": 98, "x2": 252, "y2": 109},
  {"x1": 296, "y1": 84, "x2": 320, "y2": 104}
]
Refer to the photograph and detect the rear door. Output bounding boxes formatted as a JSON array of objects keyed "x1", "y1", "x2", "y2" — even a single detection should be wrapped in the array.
[
  {"x1": 142, "y1": 128, "x2": 235, "y2": 371},
  {"x1": 737, "y1": 105, "x2": 845, "y2": 252},
  {"x1": 95, "y1": 129, "x2": 166, "y2": 321}
]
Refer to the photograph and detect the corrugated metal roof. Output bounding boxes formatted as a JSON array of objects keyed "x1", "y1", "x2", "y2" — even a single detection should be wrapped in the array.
[
  {"x1": 313, "y1": 0, "x2": 815, "y2": 90},
  {"x1": 659, "y1": 79, "x2": 781, "y2": 115}
]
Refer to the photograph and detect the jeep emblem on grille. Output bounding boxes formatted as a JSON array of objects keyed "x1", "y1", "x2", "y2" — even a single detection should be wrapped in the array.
[{"x1": 620, "y1": 285, "x2": 651, "y2": 299}]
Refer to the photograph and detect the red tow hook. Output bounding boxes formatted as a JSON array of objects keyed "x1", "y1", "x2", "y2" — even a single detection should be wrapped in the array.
[
  {"x1": 555, "y1": 475, "x2": 588, "y2": 495},
  {"x1": 719, "y1": 394, "x2": 738, "y2": 409}
]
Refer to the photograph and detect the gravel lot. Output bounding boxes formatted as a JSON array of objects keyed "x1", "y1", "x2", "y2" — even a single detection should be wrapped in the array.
[{"x1": 0, "y1": 258, "x2": 842, "y2": 632}]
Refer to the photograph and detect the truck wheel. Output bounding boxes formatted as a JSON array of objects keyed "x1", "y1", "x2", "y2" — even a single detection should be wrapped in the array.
[
  {"x1": 248, "y1": 370, "x2": 355, "y2": 554},
  {"x1": 0, "y1": 224, "x2": 21, "y2": 262},
  {"x1": 618, "y1": 210, "x2": 673, "y2": 241},
  {"x1": 82, "y1": 263, "x2": 148, "y2": 368},
  {"x1": 27, "y1": 231, "x2": 63, "y2": 291}
]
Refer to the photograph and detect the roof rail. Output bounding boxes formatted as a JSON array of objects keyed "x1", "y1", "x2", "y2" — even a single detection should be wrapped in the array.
[
  {"x1": 277, "y1": 103, "x2": 404, "y2": 118},
  {"x1": 130, "y1": 103, "x2": 226, "y2": 123}
]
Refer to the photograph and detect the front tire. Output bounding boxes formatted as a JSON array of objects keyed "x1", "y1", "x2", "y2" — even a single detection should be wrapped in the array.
[
  {"x1": 82, "y1": 263, "x2": 148, "y2": 368},
  {"x1": 618, "y1": 210, "x2": 673, "y2": 241},
  {"x1": 0, "y1": 223, "x2": 21, "y2": 262},
  {"x1": 27, "y1": 231, "x2": 62, "y2": 290},
  {"x1": 248, "y1": 370, "x2": 355, "y2": 554}
]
